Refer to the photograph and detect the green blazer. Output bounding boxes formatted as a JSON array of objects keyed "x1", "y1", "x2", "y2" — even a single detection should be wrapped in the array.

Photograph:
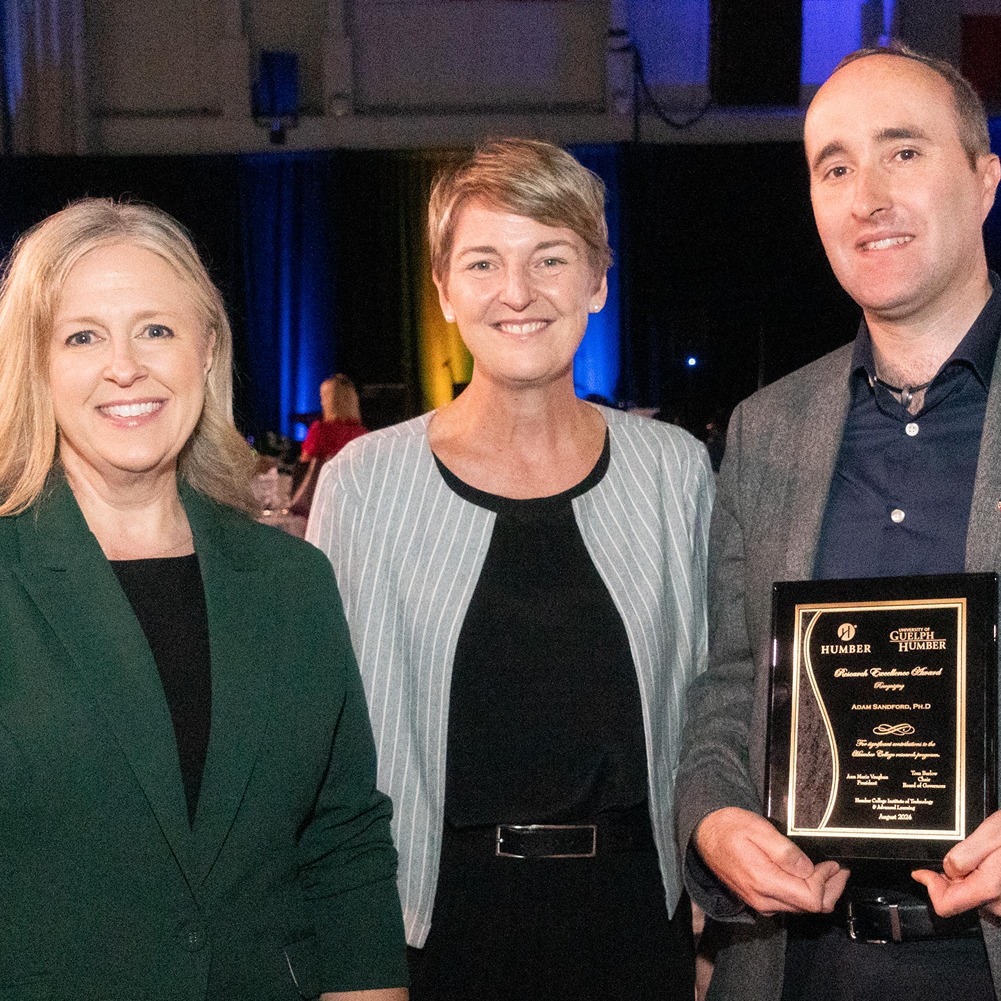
[{"x1": 0, "y1": 478, "x2": 407, "y2": 1001}]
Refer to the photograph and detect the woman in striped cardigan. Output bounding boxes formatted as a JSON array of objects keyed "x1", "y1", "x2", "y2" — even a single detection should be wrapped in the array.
[{"x1": 308, "y1": 138, "x2": 713, "y2": 1001}]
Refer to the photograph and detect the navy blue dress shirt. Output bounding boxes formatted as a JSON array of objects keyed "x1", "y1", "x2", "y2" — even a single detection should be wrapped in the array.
[{"x1": 815, "y1": 274, "x2": 1001, "y2": 580}]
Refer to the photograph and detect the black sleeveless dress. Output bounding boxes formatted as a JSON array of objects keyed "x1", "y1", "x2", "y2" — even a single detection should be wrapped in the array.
[{"x1": 407, "y1": 437, "x2": 695, "y2": 1000}]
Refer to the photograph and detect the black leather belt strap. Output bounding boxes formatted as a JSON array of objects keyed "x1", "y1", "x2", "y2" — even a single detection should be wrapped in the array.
[{"x1": 845, "y1": 891, "x2": 981, "y2": 944}]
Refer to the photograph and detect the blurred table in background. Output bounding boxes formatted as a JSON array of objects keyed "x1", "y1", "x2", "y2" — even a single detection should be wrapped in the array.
[{"x1": 253, "y1": 465, "x2": 307, "y2": 539}]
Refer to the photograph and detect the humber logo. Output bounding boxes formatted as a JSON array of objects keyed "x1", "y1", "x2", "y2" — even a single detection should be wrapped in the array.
[{"x1": 820, "y1": 621, "x2": 871, "y2": 655}]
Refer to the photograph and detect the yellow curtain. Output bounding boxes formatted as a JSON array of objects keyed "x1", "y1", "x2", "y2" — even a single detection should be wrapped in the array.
[{"x1": 398, "y1": 151, "x2": 473, "y2": 413}]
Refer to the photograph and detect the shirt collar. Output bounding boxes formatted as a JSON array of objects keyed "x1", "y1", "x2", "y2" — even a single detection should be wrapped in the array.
[{"x1": 850, "y1": 270, "x2": 1001, "y2": 392}]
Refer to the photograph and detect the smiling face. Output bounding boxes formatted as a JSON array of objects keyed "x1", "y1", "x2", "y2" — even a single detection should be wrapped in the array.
[
  {"x1": 805, "y1": 54, "x2": 1000, "y2": 327},
  {"x1": 49, "y1": 242, "x2": 215, "y2": 493},
  {"x1": 435, "y1": 199, "x2": 607, "y2": 392}
]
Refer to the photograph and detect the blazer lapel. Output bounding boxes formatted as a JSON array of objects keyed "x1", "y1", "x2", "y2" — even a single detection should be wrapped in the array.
[
  {"x1": 966, "y1": 345, "x2": 1001, "y2": 572},
  {"x1": 14, "y1": 481, "x2": 197, "y2": 881},
  {"x1": 182, "y1": 487, "x2": 273, "y2": 887},
  {"x1": 782, "y1": 351, "x2": 854, "y2": 580}
]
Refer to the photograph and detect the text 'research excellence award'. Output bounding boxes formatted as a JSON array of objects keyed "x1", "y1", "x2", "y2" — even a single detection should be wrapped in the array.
[{"x1": 765, "y1": 574, "x2": 998, "y2": 864}]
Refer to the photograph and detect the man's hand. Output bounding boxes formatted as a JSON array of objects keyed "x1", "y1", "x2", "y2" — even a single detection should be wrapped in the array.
[
  {"x1": 913, "y1": 810, "x2": 1001, "y2": 917},
  {"x1": 695, "y1": 807, "x2": 849, "y2": 916}
]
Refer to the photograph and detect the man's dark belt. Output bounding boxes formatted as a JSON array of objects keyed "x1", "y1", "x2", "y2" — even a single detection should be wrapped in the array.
[
  {"x1": 445, "y1": 809, "x2": 656, "y2": 860},
  {"x1": 843, "y1": 890, "x2": 981, "y2": 944}
]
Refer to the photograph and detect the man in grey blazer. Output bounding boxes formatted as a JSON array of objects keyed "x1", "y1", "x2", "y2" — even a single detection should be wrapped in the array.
[{"x1": 676, "y1": 44, "x2": 1001, "y2": 1000}]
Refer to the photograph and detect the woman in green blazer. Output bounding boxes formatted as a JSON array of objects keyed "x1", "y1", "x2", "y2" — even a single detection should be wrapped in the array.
[{"x1": 0, "y1": 200, "x2": 408, "y2": 1001}]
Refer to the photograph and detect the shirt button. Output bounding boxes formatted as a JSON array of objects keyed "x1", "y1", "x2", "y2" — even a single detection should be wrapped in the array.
[
  {"x1": 890, "y1": 508, "x2": 905, "y2": 523},
  {"x1": 905, "y1": 422, "x2": 919, "y2": 436}
]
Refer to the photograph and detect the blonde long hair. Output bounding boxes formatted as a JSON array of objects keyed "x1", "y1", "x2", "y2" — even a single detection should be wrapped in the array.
[
  {"x1": 320, "y1": 373, "x2": 362, "y2": 423},
  {"x1": 0, "y1": 198, "x2": 257, "y2": 516}
]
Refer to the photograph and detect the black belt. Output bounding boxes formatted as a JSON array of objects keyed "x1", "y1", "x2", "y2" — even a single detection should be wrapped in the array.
[
  {"x1": 446, "y1": 810, "x2": 656, "y2": 860},
  {"x1": 843, "y1": 890, "x2": 981, "y2": 944}
]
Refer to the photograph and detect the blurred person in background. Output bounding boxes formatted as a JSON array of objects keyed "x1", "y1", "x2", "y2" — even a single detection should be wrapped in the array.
[
  {"x1": 291, "y1": 374, "x2": 368, "y2": 516},
  {"x1": 302, "y1": 374, "x2": 368, "y2": 464}
]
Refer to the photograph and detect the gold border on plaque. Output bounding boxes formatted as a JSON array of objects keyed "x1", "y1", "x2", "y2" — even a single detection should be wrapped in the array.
[{"x1": 786, "y1": 597, "x2": 966, "y2": 841}]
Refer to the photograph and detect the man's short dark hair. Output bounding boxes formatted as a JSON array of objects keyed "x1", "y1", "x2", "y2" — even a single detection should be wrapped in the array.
[{"x1": 834, "y1": 42, "x2": 990, "y2": 170}]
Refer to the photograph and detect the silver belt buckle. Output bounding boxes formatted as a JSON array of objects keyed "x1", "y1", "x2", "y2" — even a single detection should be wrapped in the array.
[
  {"x1": 495, "y1": 823, "x2": 597, "y2": 859},
  {"x1": 847, "y1": 898, "x2": 899, "y2": 944}
]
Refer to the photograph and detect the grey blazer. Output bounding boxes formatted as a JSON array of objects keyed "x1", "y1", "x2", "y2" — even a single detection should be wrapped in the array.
[
  {"x1": 307, "y1": 406, "x2": 714, "y2": 946},
  {"x1": 675, "y1": 341, "x2": 1001, "y2": 1001}
]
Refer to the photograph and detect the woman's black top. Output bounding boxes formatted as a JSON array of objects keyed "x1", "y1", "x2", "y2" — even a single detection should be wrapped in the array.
[
  {"x1": 436, "y1": 433, "x2": 648, "y2": 826},
  {"x1": 111, "y1": 554, "x2": 211, "y2": 824}
]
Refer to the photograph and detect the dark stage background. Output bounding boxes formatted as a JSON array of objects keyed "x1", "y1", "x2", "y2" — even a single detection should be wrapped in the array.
[{"x1": 3, "y1": 133, "x2": 999, "y2": 443}]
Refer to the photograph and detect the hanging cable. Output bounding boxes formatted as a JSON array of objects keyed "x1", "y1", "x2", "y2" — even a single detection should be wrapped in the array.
[{"x1": 608, "y1": 31, "x2": 714, "y2": 139}]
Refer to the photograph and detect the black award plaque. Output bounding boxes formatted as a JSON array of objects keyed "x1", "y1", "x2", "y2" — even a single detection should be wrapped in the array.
[{"x1": 765, "y1": 573, "x2": 998, "y2": 864}]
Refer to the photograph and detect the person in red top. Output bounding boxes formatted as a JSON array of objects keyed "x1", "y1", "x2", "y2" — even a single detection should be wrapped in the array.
[
  {"x1": 302, "y1": 374, "x2": 368, "y2": 463},
  {"x1": 292, "y1": 374, "x2": 368, "y2": 515}
]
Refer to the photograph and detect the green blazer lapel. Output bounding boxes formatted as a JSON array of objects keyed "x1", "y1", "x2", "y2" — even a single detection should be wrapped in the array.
[
  {"x1": 782, "y1": 350, "x2": 853, "y2": 581},
  {"x1": 13, "y1": 480, "x2": 197, "y2": 881},
  {"x1": 967, "y1": 345, "x2": 1001, "y2": 572},
  {"x1": 182, "y1": 487, "x2": 274, "y2": 887}
]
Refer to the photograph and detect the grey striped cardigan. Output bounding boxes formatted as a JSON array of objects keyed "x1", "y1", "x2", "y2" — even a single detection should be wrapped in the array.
[{"x1": 306, "y1": 406, "x2": 713, "y2": 946}]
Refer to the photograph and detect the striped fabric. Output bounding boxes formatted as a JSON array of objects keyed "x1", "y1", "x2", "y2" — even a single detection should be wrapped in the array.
[{"x1": 307, "y1": 406, "x2": 713, "y2": 946}]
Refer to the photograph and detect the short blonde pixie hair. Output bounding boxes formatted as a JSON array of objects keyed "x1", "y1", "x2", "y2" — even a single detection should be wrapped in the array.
[
  {"x1": 0, "y1": 198, "x2": 257, "y2": 516},
  {"x1": 428, "y1": 138, "x2": 613, "y2": 284}
]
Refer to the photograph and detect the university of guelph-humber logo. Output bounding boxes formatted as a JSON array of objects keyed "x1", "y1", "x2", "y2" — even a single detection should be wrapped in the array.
[
  {"x1": 820, "y1": 621, "x2": 871, "y2": 654},
  {"x1": 888, "y1": 627, "x2": 946, "y2": 651}
]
